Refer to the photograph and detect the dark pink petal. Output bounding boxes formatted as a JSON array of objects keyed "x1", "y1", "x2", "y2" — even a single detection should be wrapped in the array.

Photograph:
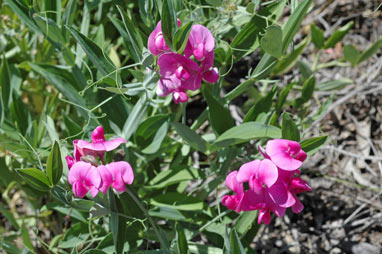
[
  {"x1": 73, "y1": 139, "x2": 84, "y2": 161},
  {"x1": 258, "y1": 209, "x2": 271, "y2": 224},
  {"x1": 236, "y1": 160, "x2": 260, "y2": 183},
  {"x1": 257, "y1": 145, "x2": 270, "y2": 159},
  {"x1": 238, "y1": 189, "x2": 265, "y2": 212},
  {"x1": 202, "y1": 67, "x2": 219, "y2": 83},
  {"x1": 172, "y1": 90, "x2": 188, "y2": 104},
  {"x1": 72, "y1": 182, "x2": 88, "y2": 198},
  {"x1": 65, "y1": 156, "x2": 76, "y2": 170},
  {"x1": 289, "y1": 178, "x2": 312, "y2": 194},
  {"x1": 257, "y1": 159, "x2": 278, "y2": 188},
  {"x1": 148, "y1": 22, "x2": 170, "y2": 55},
  {"x1": 292, "y1": 198, "x2": 304, "y2": 213},
  {"x1": 268, "y1": 183, "x2": 296, "y2": 208},
  {"x1": 84, "y1": 166, "x2": 101, "y2": 197},
  {"x1": 295, "y1": 150, "x2": 307, "y2": 162},
  {"x1": 249, "y1": 176, "x2": 263, "y2": 194},
  {"x1": 221, "y1": 195, "x2": 239, "y2": 211},
  {"x1": 91, "y1": 126, "x2": 106, "y2": 144}
]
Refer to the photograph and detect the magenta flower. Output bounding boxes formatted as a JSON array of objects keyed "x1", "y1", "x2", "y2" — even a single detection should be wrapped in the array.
[
  {"x1": 148, "y1": 20, "x2": 181, "y2": 55},
  {"x1": 157, "y1": 53, "x2": 201, "y2": 102},
  {"x1": 68, "y1": 161, "x2": 101, "y2": 198},
  {"x1": 221, "y1": 139, "x2": 311, "y2": 224},
  {"x1": 198, "y1": 51, "x2": 219, "y2": 83},
  {"x1": 221, "y1": 171, "x2": 244, "y2": 212},
  {"x1": 77, "y1": 126, "x2": 126, "y2": 161},
  {"x1": 106, "y1": 161, "x2": 134, "y2": 193},
  {"x1": 264, "y1": 139, "x2": 307, "y2": 171},
  {"x1": 185, "y1": 24, "x2": 215, "y2": 61}
]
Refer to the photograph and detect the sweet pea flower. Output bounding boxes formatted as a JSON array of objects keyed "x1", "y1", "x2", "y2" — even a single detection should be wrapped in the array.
[
  {"x1": 221, "y1": 171, "x2": 244, "y2": 211},
  {"x1": 148, "y1": 20, "x2": 181, "y2": 55},
  {"x1": 199, "y1": 51, "x2": 219, "y2": 83},
  {"x1": 157, "y1": 53, "x2": 201, "y2": 102},
  {"x1": 68, "y1": 161, "x2": 101, "y2": 198},
  {"x1": 185, "y1": 24, "x2": 215, "y2": 61},
  {"x1": 264, "y1": 139, "x2": 307, "y2": 171},
  {"x1": 106, "y1": 161, "x2": 134, "y2": 193}
]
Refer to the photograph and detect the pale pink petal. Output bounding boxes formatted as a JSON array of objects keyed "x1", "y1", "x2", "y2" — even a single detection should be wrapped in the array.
[
  {"x1": 107, "y1": 161, "x2": 134, "y2": 193},
  {"x1": 85, "y1": 166, "x2": 101, "y2": 193},
  {"x1": 236, "y1": 160, "x2": 260, "y2": 183},
  {"x1": 266, "y1": 139, "x2": 304, "y2": 170},
  {"x1": 185, "y1": 24, "x2": 214, "y2": 60},
  {"x1": 97, "y1": 165, "x2": 113, "y2": 194},
  {"x1": 225, "y1": 171, "x2": 243, "y2": 197},
  {"x1": 68, "y1": 161, "x2": 92, "y2": 184},
  {"x1": 257, "y1": 159, "x2": 278, "y2": 188},
  {"x1": 103, "y1": 138, "x2": 126, "y2": 151}
]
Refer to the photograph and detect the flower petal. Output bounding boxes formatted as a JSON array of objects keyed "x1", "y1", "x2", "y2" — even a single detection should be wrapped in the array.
[
  {"x1": 268, "y1": 183, "x2": 296, "y2": 208},
  {"x1": 237, "y1": 160, "x2": 260, "y2": 183},
  {"x1": 258, "y1": 159, "x2": 278, "y2": 188}
]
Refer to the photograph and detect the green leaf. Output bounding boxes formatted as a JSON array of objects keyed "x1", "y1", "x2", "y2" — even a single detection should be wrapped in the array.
[
  {"x1": 214, "y1": 122, "x2": 281, "y2": 148},
  {"x1": 294, "y1": 75, "x2": 315, "y2": 107},
  {"x1": 310, "y1": 24, "x2": 324, "y2": 49},
  {"x1": 272, "y1": 36, "x2": 310, "y2": 75},
  {"x1": 83, "y1": 250, "x2": 107, "y2": 254},
  {"x1": 225, "y1": 79, "x2": 255, "y2": 102},
  {"x1": 188, "y1": 244, "x2": 223, "y2": 254},
  {"x1": 6, "y1": 0, "x2": 41, "y2": 33},
  {"x1": 300, "y1": 136, "x2": 328, "y2": 155},
  {"x1": 161, "y1": 0, "x2": 177, "y2": 49},
  {"x1": 206, "y1": 0, "x2": 222, "y2": 6},
  {"x1": 151, "y1": 192, "x2": 204, "y2": 211},
  {"x1": 33, "y1": 15, "x2": 65, "y2": 45},
  {"x1": 135, "y1": 114, "x2": 170, "y2": 144},
  {"x1": 297, "y1": 60, "x2": 313, "y2": 81},
  {"x1": 28, "y1": 63, "x2": 90, "y2": 119},
  {"x1": 148, "y1": 168, "x2": 201, "y2": 189},
  {"x1": 149, "y1": 207, "x2": 187, "y2": 221},
  {"x1": 46, "y1": 141, "x2": 63, "y2": 185},
  {"x1": 230, "y1": 228, "x2": 245, "y2": 254},
  {"x1": 324, "y1": 21, "x2": 353, "y2": 49},
  {"x1": 10, "y1": 94, "x2": 30, "y2": 135},
  {"x1": 230, "y1": 0, "x2": 286, "y2": 61},
  {"x1": 235, "y1": 210, "x2": 258, "y2": 236},
  {"x1": 113, "y1": 6, "x2": 144, "y2": 63},
  {"x1": 260, "y1": 25, "x2": 283, "y2": 58},
  {"x1": 109, "y1": 191, "x2": 127, "y2": 254},
  {"x1": 281, "y1": 112, "x2": 300, "y2": 141},
  {"x1": 176, "y1": 223, "x2": 188, "y2": 254},
  {"x1": 251, "y1": 54, "x2": 278, "y2": 80},
  {"x1": 142, "y1": 121, "x2": 169, "y2": 154},
  {"x1": 0, "y1": 202, "x2": 19, "y2": 230},
  {"x1": 17, "y1": 168, "x2": 51, "y2": 191},
  {"x1": 343, "y1": 44, "x2": 360, "y2": 66},
  {"x1": 281, "y1": 0, "x2": 312, "y2": 54},
  {"x1": 358, "y1": 38, "x2": 382, "y2": 63},
  {"x1": 243, "y1": 84, "x2": 277, "y2": 122},
  {"x1": 203, "y1": 86, "x2": 235, "y2": 135},
  {"x1": 21, "y1": 222, "x2": 34, "y2": 251},
  {"x1": 174, "y1": 21, "x2": 193, "y2": 53},
  {"x1": 316, "y1": 78, "x2": 352, "y2": 91},
  {"x1": 0, "y1": 55, "x2": 11, "y2": 108},
  {"x1": 172, "y1": 122, "x2": 208, "y2": 153},
  {"x1": 122, "y1": 94, "x2": 148, "y2": 141},
  {"x1": 67, "y1": 26, "x2": 116, "y2": 76}
]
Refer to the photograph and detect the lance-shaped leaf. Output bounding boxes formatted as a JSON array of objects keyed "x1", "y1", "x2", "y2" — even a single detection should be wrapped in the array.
[
  {"x1": 46, "y1": 141, "x2": 63, "y2": 185},
  {"x1": 17, "y1": 168, "x2": 51, "y2": 191},
  {"x1": 281, "y1": 112, "x2": 300, "y2": 141},
  {"x1": 172, "y1": 122, "x2": 208, "y2": 153},
  {"x1": 324, "y1": 21, "x2": 353, "y2": 49},
  {"x1": 161, "y1": 0, "x2": 178, "y2": 49}
]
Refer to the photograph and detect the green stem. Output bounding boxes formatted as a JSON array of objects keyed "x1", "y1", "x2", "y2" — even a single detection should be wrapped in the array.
[{"x1": 125, "y1": 188, "x2": 170, "y2": 252}]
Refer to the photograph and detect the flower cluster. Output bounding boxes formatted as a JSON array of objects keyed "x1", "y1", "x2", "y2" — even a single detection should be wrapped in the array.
[
  {"x1": 65, "y1": 126, "x2": 134, "y2": 198},
  {"x1": 221, "y1": 139, "x2": 311, "y2": 224},
  {"x1": 148, "y1": 21, "x2": 219, "y2": 103}
]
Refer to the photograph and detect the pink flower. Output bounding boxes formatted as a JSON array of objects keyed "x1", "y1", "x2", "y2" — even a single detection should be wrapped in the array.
[
  {"x1": 106, "y1": 161, "x2": 134, "y2": 193},
  {"x1": 236, "y1": 159, "x2": 278, "y2": 189},
  {"x1": 185, "y1": 24, "x2": 215, "y2": 61},
  {"x1": 221, "y1": 171, "x2": 244, "y2": 212},
  {"x1": 148, "y1": 20, "x2": 181, "y2": 55},
  {"x1": 157, "y1": 53, "x2": 201, "y2": 102},
  {"x1": 65, "y1": 156, "x2": 76, "y2": 170},
  {"x1": 96, "y1": 165, "x2": 113, "y2": 194},
  {"x1": 264, "y1": 139, "x2": 307, "y2": 171},
  {"x1": 198, "y1": 51, "x2": 219, "y2": 83},
  {"x1": 76, "y1": 126, "x2": 126, "y2": 161},
  {"x1": 68, "y1": 161, "x2": 101, "y2": 198}
]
